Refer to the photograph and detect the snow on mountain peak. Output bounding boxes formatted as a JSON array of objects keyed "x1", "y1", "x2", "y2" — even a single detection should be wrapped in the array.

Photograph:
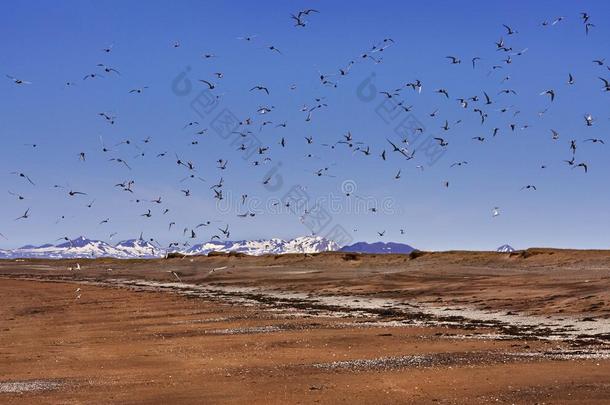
[
  {"x1": 188, "y1": 236, "x2": 339, "y2": 256},
  {"x1": 0, "y1": 235, "x2": 340, "y2": 259}
]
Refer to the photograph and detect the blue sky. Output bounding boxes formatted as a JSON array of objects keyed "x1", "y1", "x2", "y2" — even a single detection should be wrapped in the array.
[{"x1": 1, "y1": 0, "x2": 610, "y2": 250}]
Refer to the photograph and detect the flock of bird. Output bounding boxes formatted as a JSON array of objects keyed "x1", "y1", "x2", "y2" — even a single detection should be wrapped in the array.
[{"x1": 3, "y1": 8, "x2": 609, "y2": 248}]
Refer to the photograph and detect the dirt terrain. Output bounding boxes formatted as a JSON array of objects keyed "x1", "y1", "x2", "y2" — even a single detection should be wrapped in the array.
[{"x1": 1, "y1": 250, "x2": 609, "y2": 403}]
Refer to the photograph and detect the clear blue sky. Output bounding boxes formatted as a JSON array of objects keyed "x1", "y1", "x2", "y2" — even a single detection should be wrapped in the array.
[{"x1": 2, "y1": 0, "x2": 610, "y2": 250}]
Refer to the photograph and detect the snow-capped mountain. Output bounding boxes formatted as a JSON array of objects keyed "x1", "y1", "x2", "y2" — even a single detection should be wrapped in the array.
[
  {"x1": 339, "y1": 241, "x2": 416, "y2": 254},
  {"x1": 114, "y1": 239, "x2": 165, "y2": 258},
  {"x1": 0, "y1": 236, "x2": 164, "y2": 259},
  {"x1": 0, "y1": 236, "x2": 339, "y2": 259},
  {"x1": 497, "y1": 244, "x2": 516, "y2": 253},
  {"x1": 187, "y1": 236, "x2": 339, "y2": 256}
]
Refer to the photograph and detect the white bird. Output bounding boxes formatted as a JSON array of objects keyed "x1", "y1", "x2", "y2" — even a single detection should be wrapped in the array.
[
  {"x1": 208, "y1": 266, "x2": 228, "y2": 275},
  {"x1": 492, "y1": 207, "x2": 501, "y2": 217}
]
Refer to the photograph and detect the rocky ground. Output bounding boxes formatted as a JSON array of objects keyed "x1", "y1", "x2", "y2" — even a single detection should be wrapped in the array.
[{"x1": 1, "y1": 250, "x2": 609, "y2": 403}]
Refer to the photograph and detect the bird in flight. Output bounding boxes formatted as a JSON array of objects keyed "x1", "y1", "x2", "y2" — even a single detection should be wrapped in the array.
[
  {"x1": 6, "y1": 75, "x2": 31, "y2": 85},
  {"x1": 434, "y1": 138, "x2": 449, "y2": 147},
  {"x1": 11, "y1": 172, "x2": 35, "y2": 185},
  {"x1": 540, "y1": 89, "x2": 555, "y2": 102},
  {"x1": 250, "y1": 85, "x2": 269, "y2": 95},
  {"x1": 502, "y1": 24, "x2": 518, "y2": 35},
  {"x1": 573, "y1": 163, "x2": 588, "y2": 173},
  {"x1": 15, "y1": 208, "x2": 30, "y2": 220}
]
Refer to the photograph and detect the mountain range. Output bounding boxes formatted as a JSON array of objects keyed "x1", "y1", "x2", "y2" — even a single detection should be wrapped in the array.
[
  {"x1": 0, "y1": 236, "x2": 423, "y2": 259},
  {"x1": 0, "y1": 236, "x2": 340, "y2": 259}
]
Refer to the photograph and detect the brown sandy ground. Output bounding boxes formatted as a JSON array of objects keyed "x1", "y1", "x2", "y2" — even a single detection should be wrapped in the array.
[
  {"x1": 1, "y1": 250, "x2": 610, "y2": 403},
  {"x1": 1, "y1": 249, "x2": 610, "y2": 318},
  {"x1": 0, "y1": 279, "x2": 609, "y2": 404}
]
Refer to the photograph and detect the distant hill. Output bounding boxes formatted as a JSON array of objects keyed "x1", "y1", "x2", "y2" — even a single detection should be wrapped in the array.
[{"x1": 339, "y1": 241, "x2": 416, "y2": 254}]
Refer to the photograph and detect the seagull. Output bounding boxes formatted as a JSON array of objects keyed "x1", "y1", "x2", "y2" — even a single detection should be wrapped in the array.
[
  {"x1": 434, "y1": 138, "x2": 449, "y2": 147},
  {"x1": 585, "y1": 23, "x2": 595, "y2": 35},
  {"x1": 10, "y1": 172, "x2": 35, "y2": 185},
  {"x1": 386, "y1": 139, "x2": 411, "y2": 158},
  {"x1": 492, "y1": 207, "x2": 501, "y2": 217},
  {"x1": 15, "y1": 208, "x2": 30, "y2": 220},
  {"x1": 580, "y1": 12, "x2": 590, "y2": 24},
  {"x1": 574, "y1": 163, "x2": 588, "y2": 173},
  {"x1": 218, "y1": 224, "x2": 230, "y2": 238},
  {"x1": 502, "y1": 24, "x2": 518, "y2": 35},
  {"x1": 250, "y1": 85, "x2": 269, "y2": 95},
  {"x1": 379, "y1": 90, "x2": 399, "y2": 98},
  {"x1": 584, "y1": 113, "x2": 594, "y2": 126},
  {"x1": 446, "y1": 56, "x2": 461, "y2": 64},
  {"x1": 266, "y1": 45, "x2": 282, "y2": 54},
  {"x1": 6, "y1": 75, "x2": 31, "y2": 85},
  {"x1": 68, "y1": 190, "x2": 87, "y2": 197},
  {"x1": 208, "y1": 266, "x2": 228, "y2": 275},
  {"x1": 199, "y1": 79, "x2": 215, "y2": 89},
  {"x1": 584, "y1": 138, "x2": 604, "y2": 144},
  {"x1": 237, "y1": 34, "x2": 257, "y2": 42},
  {"x1": 8, "y1": 191, "x2": 25, "y2": 200},
  {"x1": 551, "y1": 129, "x2": 560, "y2": 140},
  {"x1": 98, "y1": 112, "x2": 115, "y2": 124},
  {"x1": 599, "y1": 77, "x2": 610, "y2": 91},
  {"x1": 83, "y1": 73, "x2": 103, "y2": 80},
  {"x1": 109, "y1": 158, "x2": 131, "y2": 170},
  {"x1": 567, "y1": 73, "x2": 575, "y2": 85},
  {"x1": 521, "y1": 185, "x2": 537, "y2": 191},
  {"x1": 297, "y1": 9, "x2": 319, "y2": 18},
  {"x1": 290, "y1": 13, "x2": 306, "y2": 27},
  {"x1": 540, "y1": 89, "x2": 555, "y2": 102},
  {"x1": 405, "y1": 80, "x2": 422, "y2": 93},
  {"x1": 435, "y1": 88, "x2": 449, "y2": 98},
  {"x1": 129, "y1": 86, "x2": 149, "y2": 94},
  {"x1": 96, "y1": 64, "x2": 120, "y2": 75}
]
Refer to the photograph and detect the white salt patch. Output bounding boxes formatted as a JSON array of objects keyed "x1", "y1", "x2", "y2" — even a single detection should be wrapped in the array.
[{"x1": 0, "y1": 380, "x2": 63, "y2": 393}]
